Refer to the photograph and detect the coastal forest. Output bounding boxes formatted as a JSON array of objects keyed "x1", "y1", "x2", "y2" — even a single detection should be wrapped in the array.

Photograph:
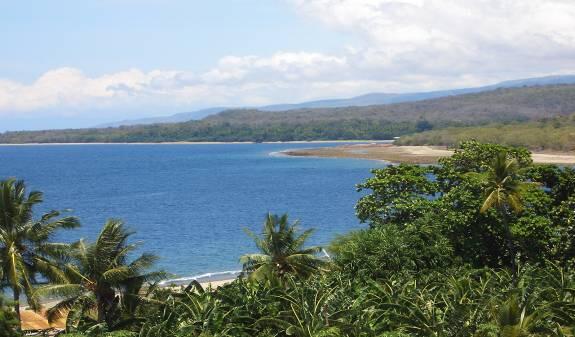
[
  {"x1": 1, "y1": 84, "x2": 575, "y2": 148},
  {"x1": 2, "y1": 141, "x2": 575, "y2": 336},
  {"x1": 397, "y1": 114, "x2": 575, "y2": 151}
]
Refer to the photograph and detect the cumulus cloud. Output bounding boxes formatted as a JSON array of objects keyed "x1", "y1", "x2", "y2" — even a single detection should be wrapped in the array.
[
  {"x1": 291, "y1": 0, "x2": 575, "y2": 76},
  {"x1": 0, "y1": 52, "x2": 355, "y2": 118},
  {"x1": 1, "y1": 0, "x2": 575, "y2": 122}
]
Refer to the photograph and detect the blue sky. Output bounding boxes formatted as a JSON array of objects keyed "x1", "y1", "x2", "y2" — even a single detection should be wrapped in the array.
[
  {"x1": 1, "y1": 0, "x2": 574, "y2": 131},
  {"x1": 0, "y1": 0, "x2": 347, "y2": 81}
]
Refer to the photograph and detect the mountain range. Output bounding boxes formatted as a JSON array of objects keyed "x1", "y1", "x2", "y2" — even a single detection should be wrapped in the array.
[
  {"x1": 98, "y1": 75, "x2": 575, "y2": 127},
  {"x1": 3, "y1": 81, "x2": 575, "y2": 144}
]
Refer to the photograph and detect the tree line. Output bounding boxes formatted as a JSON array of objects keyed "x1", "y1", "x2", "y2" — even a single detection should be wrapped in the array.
[
  {"x1": 0, "y1": 120, "x2": 424, "y2": 144},
  {"x1": 1, "y1": 141, "x2": 575, "y2": 336}
]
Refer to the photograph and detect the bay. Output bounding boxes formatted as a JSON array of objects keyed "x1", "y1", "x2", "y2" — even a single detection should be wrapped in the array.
[{"x1": 0, "y1": 143, "x2": 386, "y2": 278}]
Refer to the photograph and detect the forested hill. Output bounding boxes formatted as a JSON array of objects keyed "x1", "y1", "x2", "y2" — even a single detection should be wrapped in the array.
[
  {"x1": 2, "y1": 84, "x2": 575, "y2": 143},
  {"x1": 206, "y1": 84, "x2": 575, "y2": 124}
]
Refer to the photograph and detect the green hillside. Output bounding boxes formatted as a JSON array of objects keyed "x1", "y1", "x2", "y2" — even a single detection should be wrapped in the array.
[
  {"x1": 207, "y1": 84, "x2": 575, "y2": 124},
  {"x1": 397, "y1": 114, "x2": 575, "y2": 151},
  {"x1": 1, "y1": 84, "x2": 574, "y2": 143}
]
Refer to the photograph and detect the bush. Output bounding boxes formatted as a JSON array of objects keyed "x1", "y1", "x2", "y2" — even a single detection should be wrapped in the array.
[
  {"x1": 330, "y1": 223, "x2": 453, "y2": 279},
  {"x1": 0, "y1": 296, "x2": 19, "y2": 337}
]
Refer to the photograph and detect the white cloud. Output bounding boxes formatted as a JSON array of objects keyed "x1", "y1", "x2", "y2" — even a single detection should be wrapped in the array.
[
  {"x1": 0, "y1": 52, "x2": 353, "y2": 118},
  {"x1": 290, "y1": 0, "x2": 575, "y2": 76},
  {"x1": 1, "y1": 0, "x2": 575, "y2": 123}
]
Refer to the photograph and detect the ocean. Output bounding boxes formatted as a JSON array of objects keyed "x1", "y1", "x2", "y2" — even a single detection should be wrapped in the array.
[{"x1": 0, "y1": 143, "x2": 386, "y2": 280}]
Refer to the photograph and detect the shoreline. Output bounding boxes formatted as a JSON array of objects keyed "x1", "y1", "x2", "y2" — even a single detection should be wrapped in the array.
[
  {"x1": 282, "y1": 143, "x2": 575, "y2": 165},
  {"x1": 35, "y1": 275, "x2": 239, "y2": 309},
  {"x1": 25, "y1": 276, "x2": 237, "y2": 331},
  {"x1": 0, "y1": 140, "x2": 392, "y2": 146}
]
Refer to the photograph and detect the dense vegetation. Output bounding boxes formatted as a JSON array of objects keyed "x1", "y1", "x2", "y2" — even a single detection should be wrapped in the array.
[
  {"x1": 1, "y1": 141, "x2": 575, "y2": 336},
  {"x1": 0, "y1": 296, "x2": 19, "y2": 337},
  {"x1": 397, "y1": 114, "x2": 575, "y2": 151},
  {"x1": 0, "y1": 120, "x2": 419, "y2": 143},
  {"x1": 1, "y1": 84, "x2": 574, "y2": 143}
]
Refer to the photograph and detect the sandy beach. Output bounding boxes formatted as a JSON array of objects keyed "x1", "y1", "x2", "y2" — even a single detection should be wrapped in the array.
[{"x1": 282, "y1": 143, "x2": 575, "y2": 165}]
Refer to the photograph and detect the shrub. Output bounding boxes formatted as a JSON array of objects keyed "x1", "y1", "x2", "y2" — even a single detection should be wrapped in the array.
[{"x1": 330, "y1": 223, "x2": 453, "y2": 279}]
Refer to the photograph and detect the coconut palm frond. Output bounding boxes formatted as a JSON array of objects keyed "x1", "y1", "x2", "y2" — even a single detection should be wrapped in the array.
[
  {"x1": 479, "y1": 151, "x2": 529, "y2": 274},
  {"x1": 29, "y1": 214, "x2": 81, "y2": 242},
  {"x1": 46, "y1": 219, "x2": 162, "y2": 326},
  {"x1": 128, "y1": 253, "x2": 159, "y2": 275},
  {"x1": 481, "y1": 190, "x2": 501, "y2": 214},
  {"x1": 102, "y1": 266, "x2": 132, "y2": 283},
  {"x1": 32, "y1": 256, "x2": 69, "y2": 284},
  {"x1": 241, "y1": 213, "x2": 324, "y2": 282},
  {"x1": 45, "y1": 296, "x2": 81, "y2": 323},
  {"x1": 36, "y1": 283, "x2": 84, "y2": 298}
]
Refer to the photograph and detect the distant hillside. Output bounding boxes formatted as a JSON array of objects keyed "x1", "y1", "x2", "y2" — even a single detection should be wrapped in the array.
[
  {"x1": 396, "y1": 114, "x2": 575, "y2": 152},
  {"x1": 96, "y1": 107, "x2": 228, "y2": 128},
  {"x1": 97, "y1": 75, "x2": 575, "y2": 127},
  {"x1": 262, "y1": 74, "x2": 575, "y2": 111},
  {"x1": 205, "y1": 84, "x2": 575, "y2": 125},
  {"x1": 2, "y1": 84, "x2": 575, "y2": 144}
]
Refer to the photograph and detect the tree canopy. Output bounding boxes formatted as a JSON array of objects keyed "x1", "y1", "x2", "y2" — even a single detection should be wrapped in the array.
[{"x1": 2, "y1": 141, "x2": 575, "y2": 337}]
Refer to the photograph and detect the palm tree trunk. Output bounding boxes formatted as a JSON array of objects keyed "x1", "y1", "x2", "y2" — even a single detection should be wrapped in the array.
[
  {"x1": 12, "y1": 285, "x2": 21, "y2": 327},
  {"x1": 96, "y1": 290, "x2": 115, "y2": 326},
  {"x1": 500, "y1": 207, "x2": 517, "y2": 278},
  {"x1": 96, "y1": 295, "x2": 105, "y2": 323}
]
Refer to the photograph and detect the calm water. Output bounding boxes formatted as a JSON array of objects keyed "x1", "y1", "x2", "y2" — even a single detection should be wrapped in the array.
[{"x1": 0, "y1": 143, "x2": 385, "y2": 278}]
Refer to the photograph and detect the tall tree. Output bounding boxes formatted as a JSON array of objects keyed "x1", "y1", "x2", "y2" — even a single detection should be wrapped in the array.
[
  {"x1": 240, "y1": 213, "x2": 326, "y2": 282},
  {"x1": 0, "y1": 178, "x2": 79, "y2": 324},
  {"x1": 38, "y1": 219, "x2": 165, "y2": 330},
  {"x1": 479, "y1": 151, "x2": 525, "y2": 273}
]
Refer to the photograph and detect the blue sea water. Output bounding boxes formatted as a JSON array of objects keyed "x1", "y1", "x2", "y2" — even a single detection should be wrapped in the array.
[{"x1": 0, "y1": 143, "x2": 386, "y2": 278}]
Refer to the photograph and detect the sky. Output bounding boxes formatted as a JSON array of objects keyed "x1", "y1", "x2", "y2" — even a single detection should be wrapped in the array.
[{"x1": 1, "y1": 0, "x2": 575, "y2": 131}]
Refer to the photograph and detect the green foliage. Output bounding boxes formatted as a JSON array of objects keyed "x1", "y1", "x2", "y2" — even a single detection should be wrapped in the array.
[
  {"x1": 132, "y1": 142, "x2": 574, "y2": 337},
  {"x1": 527, "y1": 165, "x2": 575, "y2": 204},
  {"x1": 60, "y1": 332, "x2": 136, "y2": 337},
  {"x1": 0, "y1": 178, "x2": 80, "y2": 322},
  {"x1": 478, "y1": 151, "x2": 528, "y2": 275},
  {"x1": 137, "y1": 263, "x2": 575, "y2": 337},
  {"x1": 356, "y1": 141, "x2": 575, "y2": 269},
  {"x1": 437, "y1": 140, "x2": 533, "y2": 174},
  {"x1": 3, "y1": 141, "x2": 575, "y2": 336},
  {"x1": 0, "y1": 119, "x2": 419, "y2": 144},
  {"x1": 356, "y1": 164, "x2": 438, "y2": 227},
  {"x1": 37, "y1": 219, "x2": 166, "y2": 332},
  {"x1": 0, "y1": 295, "x2": 19, "y2": 337},
  {"x1": 330, "y1": 223, "x2": 453, "y2": 279},
  {"x1": 398, "y1": 114, "x2": 575, "y2": 151},
  {"x1": 240, "y1": 213, "x2": 326, "y2": 283},
  {"x1": 416, "y1": 119, "x2": 433, "y2": 132}
]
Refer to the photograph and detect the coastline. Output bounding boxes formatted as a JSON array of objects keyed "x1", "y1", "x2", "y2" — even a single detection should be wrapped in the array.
[
  {"x1": 0, "y1": 140, "x2": 391, "y2": 146},
  {"x1": 282, "y1": 143, "x2": 575, "y2": 165}
]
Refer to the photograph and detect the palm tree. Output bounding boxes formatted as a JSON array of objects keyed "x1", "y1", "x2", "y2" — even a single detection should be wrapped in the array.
[
  {"x1": 240, "y1": 213, "x2": 326, "y2": 282},
  {"x1": 257, "y1": 277, "x2": 343, "y2": 337},
  {"x1": 479, "y1": 151, "x2": 525, "y2": 273},
  {"x1": 38, "y1": 219, "x2": 165, "y2": 330},
  {"x1": 494, "y1": 295, "x2": 541, "y2": 337},
  {"x1": 0, "y1": 178, "x2": 80, "y2": 323}
]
